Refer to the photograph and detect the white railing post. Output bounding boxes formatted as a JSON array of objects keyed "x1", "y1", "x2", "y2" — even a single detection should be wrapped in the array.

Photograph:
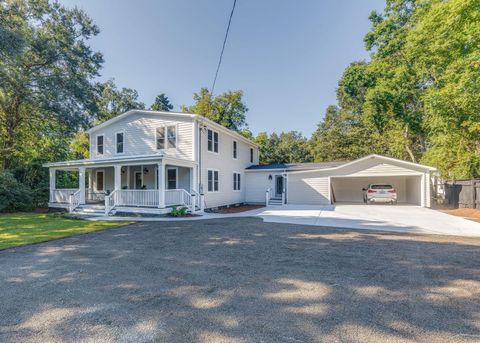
[
  {"x1": 282, "y1": 191, "x2": 285, "y2": 206},
  {"x1": 190, "y1": 194, "x2": 196, "y2": 213},
  {"x1": 69, "y1": 194, "x2": 73, "y2": 213},
  {"x1": 266, "y1": 188, "x2": 270, "y2": 206}
]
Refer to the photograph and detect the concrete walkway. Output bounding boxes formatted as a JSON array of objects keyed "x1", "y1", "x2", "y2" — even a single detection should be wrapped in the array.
[{"x1": 88, "y1": 204, "x2": 480, "y2": 237}]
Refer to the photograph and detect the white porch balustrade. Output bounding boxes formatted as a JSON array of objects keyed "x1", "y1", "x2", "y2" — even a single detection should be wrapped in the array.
[{"x1": 51, "y1": 189, "x2": 78, "y2": 203}]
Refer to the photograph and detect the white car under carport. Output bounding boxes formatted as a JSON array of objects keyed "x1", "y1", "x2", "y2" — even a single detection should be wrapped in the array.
[{"x1": 245, "y1": 154, "x2": 437, "y2": 208}]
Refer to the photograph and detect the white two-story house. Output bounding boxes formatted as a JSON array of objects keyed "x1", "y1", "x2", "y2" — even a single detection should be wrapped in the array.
[{"x1": 44, "y1": 110, "x2": 259, "y2": 214}]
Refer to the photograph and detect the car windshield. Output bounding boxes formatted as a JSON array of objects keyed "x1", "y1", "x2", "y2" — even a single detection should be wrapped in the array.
[{"x1": 371, "y1": 184, "x2": 393, "y2": 189}]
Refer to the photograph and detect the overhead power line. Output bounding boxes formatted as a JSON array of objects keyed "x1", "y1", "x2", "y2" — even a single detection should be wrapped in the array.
[{"x1": 211, "y1": 0, "x2": 237, "y2": 95}]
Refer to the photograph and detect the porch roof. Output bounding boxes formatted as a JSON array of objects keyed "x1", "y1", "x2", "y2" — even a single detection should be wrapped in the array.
[{"x1": 43, "y1": 154, "x2": 196, "y2": 170}]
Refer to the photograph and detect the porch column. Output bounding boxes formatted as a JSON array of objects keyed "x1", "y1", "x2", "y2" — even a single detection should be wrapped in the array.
[
  {"x1": 78, "y1": 167, "x2": 86, "y2": 204},
  {"x1": 421, "y1": 173, "x2": 426, "y2": 207},
  {"x1": 158, "y1": 161, "x2": 165, "y2": 208},
  {"x1": 49, "y1": 168, "x2": 56, "y2": 203},
  {"x1": 192, "y1": 165, "x2": 198, "y2": 192},
  {"x1": 114, "y1": 165, "x2": 122, "y2": 191}
]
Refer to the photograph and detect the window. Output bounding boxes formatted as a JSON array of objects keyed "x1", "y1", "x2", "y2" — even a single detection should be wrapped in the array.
[
  {"x1": 167, "y1": 126, "x2": 177, "y2": 148},
  {"x1": 207, "y1": 129, "x2": 219, "y2": 153},
  {"x1": 96, "y1": 135, "x2": 104, "y2": 155},
  {"x1": 156, "y1": 127, "x2": 165, "y2": 150},
  {"x1": 208, "y1": 170, "x2": 219, "y2": 192},
  {"x1": 233, "y1": 172, "x2": 241, "y2": 191},
  {"x1": 232, "y1": 141, "x2": 237, "y2": 159},
  {"x1": 167, "y1": 168, "x2": 177, "y2": 189},
  {"x1": 157, "y1": 125, "x2": 176, "y2": 150},
  {"x1": 116, "y1": 132, "x2": 124, "y2": 154},
  {"x1": 250, "y1": 148, "x2": 254, "y2": 163}
]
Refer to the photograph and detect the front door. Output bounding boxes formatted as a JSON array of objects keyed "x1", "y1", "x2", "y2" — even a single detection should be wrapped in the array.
[
  {"x1": 275, "y1": 175, "x2": 283, "y2": 198},
  {"x1": 135, "y1": 172, "x2": 142, "y2": 189},
  {"x1": 96, "y1": 171, "x2": 104, "y2": 191}
]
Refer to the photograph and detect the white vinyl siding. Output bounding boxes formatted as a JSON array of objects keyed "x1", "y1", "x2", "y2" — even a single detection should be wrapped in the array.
[
  {"x1": 245, "y1": 171, "x2": 278, "y2": 203},
  {"x1": 288, "y1": 172, "x2": 330, "y2": 205},
  {"x1": 89, "y1": 112, "x2": 193, "y2": 160},
  {"x1": 200, "y1": 125, "x2": 258, "y2": 208}
]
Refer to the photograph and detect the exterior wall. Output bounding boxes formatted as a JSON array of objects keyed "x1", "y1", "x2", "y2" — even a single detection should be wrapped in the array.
[
  {"x1": 287, "y1": 172, "x2": 330, "y2": 205},
  {"x1": 406, "y1": 175, "x2": 421, "y2": 205},
  {"x1": 199, "y1": 125, "x2": 259, "y2": 208},
  {"x1": 89, "y1": 112, "x2": 194, "y2": 160},
  {"x1": 245, "y1": 171, "x2": 282, "y2": 203}
]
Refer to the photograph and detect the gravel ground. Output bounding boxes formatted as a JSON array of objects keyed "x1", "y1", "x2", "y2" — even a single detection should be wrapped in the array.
[{"x1": 0, "y1": 218, "x2": 479, "y2": 343}]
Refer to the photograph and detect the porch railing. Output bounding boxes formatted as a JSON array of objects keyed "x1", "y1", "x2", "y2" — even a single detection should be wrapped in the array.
[
  {"x1": 105, "y1": 189, "x2": 199, "y2": 215},
  {"x1": 69, "y1": 189, "x2": 81, "y2": 213},
  {"x1": 52, "y1": 189, "x2": 78, "y2": 203},
  {"x1": 165, "y1": 189, "x2": 191, "y2": 207}
]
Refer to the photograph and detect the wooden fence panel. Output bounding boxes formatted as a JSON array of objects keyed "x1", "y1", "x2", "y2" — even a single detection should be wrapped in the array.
[{"x1": 444, "y1": 179, "x2": 480, "y2": 209}]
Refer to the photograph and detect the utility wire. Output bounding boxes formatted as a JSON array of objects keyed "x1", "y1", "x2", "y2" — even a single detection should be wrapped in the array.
[{"x1": 211, "y1": 0, "x2": 237, "y2": 95}]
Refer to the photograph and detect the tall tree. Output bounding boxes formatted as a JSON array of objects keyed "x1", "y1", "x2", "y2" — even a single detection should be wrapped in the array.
[
  {"x1": 69, "y1": 80, "x2": 146, "y2": 159},
  {"x1": 182, "y1": 88, "x2": 248, "y2": 132},
  {"x1": 150, "y1": 93, "x2": 173, "y2": 112},
  {"x1": 0, "y1": 0, "x2": 103, "y2": 169},
  {"x1": 94, "y1": 80, "x2": 145, "y2": 123},
  {"x1": 256, "y1": 131, "x2": 312, "y2": 164}
]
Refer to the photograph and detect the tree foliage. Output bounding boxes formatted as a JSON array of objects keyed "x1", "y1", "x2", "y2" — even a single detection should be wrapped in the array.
[
  {"x1": 0, "y1": 0, "x2": 103, "y2": 169},
  {"x1": 256, "y1": 131, "x2": 312, "y2": 164},
  {"x1": 150, "y1": 93, "x2": 173, "y2": 112},
  {"x1": 182, "y1": 88, "x2": 248, "y2": 132}
]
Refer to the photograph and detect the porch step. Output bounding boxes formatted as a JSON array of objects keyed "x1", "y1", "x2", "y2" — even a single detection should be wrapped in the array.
[
  {"x1": 73, "y1": 204, "x2": 106, "y2": 216},
  {"x1": 269, "y1": 198, "x2": 283, "y2": 205}
]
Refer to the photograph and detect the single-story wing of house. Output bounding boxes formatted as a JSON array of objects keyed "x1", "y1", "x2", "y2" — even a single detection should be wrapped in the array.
[{"x1": 245, "y1": 154, "x2": 436, "y2": 207}]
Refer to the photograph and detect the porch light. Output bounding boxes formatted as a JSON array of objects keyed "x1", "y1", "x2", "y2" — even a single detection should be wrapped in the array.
[
  {"x1": 143, "y1": 167, "x2": 149, "y2": 174},
  {"x1": 268, "y1": 175, "x2": 272, "y2": 180}
]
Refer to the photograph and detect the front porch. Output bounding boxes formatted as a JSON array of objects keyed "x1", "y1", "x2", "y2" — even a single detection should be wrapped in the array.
[{"x1": 46, "y1": 156, "x2": 203, "y2": 215}]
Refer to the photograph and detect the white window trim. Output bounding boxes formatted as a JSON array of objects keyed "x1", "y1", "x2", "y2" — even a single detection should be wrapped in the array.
[
  {"x1": 96, "y1": 134, "x2": 104, "y2": 157},
  {"x1": 233, "y1": 171, "x2": 241, "y2": 192},
  {"x1": 207, "y1": 169, "x2": 219, "y2": 193},
  {"x1": 156, "y1": 124, "x2": 178, "y2": 151},
  {"x1": 207, "y1": 128, "x2": 219, "y2": 154},
  {"x1": 95, "y1": 169, "x2": 105, "y2": 192},
  {"x1": 232, "y1": 140, "x2": 238, "y2": 160},
  {"x1": 115, "y1": 130, "x2": 125, "y2": 155},
  {"x1": 166, "y1": 167, "x2": 179, "y2": 190}
]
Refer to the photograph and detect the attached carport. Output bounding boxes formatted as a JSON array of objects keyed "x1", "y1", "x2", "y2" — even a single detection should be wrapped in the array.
[
  {"x1": 286, "y1": 155, "x2": 436, "y2": 208},
  {"x1": 330, "y1": 175, "x2": 422, "y2": 205}
]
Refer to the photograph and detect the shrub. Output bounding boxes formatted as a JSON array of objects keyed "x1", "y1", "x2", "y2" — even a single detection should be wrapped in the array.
[
  {"x1": 170, "y1": 206, "x2": 188, "y2": 217},
  {"x1": 0, "y1": 171, "x2": 34, "y2": 212}
]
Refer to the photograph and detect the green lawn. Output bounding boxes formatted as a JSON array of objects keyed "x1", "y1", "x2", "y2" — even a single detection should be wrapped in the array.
[{"x1": 0, "y1": 213, "x2": 132, "y2": 250}]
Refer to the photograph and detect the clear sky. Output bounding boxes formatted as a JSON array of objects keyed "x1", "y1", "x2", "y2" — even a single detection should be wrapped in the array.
[{"x1": 58, "y1": 0, "x2": 385, "y2": 137}]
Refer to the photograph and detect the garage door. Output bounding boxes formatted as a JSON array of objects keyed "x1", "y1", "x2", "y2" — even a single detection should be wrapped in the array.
[{"x1": 331, "y1": 175, "x2": 422, "y2": 205}]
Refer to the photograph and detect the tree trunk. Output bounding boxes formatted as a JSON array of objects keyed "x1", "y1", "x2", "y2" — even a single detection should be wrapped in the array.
[
  {"x1": 404, "y1": 126, "x2": 416, "y2": 163},
  {"x1": 1, "y1": 96, "x2": 21, "y2": 169}
]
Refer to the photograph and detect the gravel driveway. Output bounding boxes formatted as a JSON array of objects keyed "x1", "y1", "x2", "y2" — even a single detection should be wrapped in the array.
[{"x1": 0, "y1": 218, "x2": 479, "y2": 343}]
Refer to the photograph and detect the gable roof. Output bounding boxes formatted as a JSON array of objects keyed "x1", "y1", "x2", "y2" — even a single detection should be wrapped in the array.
[
  {"x1": 246, "y1": 154, "x2": 436, "y2": 173},
  {"x1": 87, "y1": 109, "x2": 258, "y2": 148}
]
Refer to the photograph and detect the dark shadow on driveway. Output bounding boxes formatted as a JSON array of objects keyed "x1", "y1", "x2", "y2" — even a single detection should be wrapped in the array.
[{"x1": 0, "y1": 218, "x2": 479, "y2": 342}]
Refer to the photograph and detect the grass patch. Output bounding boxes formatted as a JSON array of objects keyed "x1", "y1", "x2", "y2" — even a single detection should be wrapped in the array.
[{"x1": 0, "y1": 213, "x2": 132, "y2": 250}]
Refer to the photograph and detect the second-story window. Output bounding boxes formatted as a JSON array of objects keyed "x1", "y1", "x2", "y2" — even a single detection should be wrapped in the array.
[
  {"x1": 167, "y1": 125, "x2": 177, "y2": 148},
  {"x1": 156, "y1": 127, "x2": 165, "y2": 150},
  {"x1": 207, "y1": 129, "x2": 219, "y2": 153},
  {"x1": 233, "y1": 141, "x2": 237, "y2": 159},
  {"x1": 157, "y1": 126, "x2": 176, "y2": 150},
  {"x1": 250, "y1": 148, "x2": 254, "y2": 163},
  {"x1": 96, "y1": 135, "x2": 104, "y2": 155},
  {"x1": 116, "y1": 132, "x2": 124, "y2": 154}
]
